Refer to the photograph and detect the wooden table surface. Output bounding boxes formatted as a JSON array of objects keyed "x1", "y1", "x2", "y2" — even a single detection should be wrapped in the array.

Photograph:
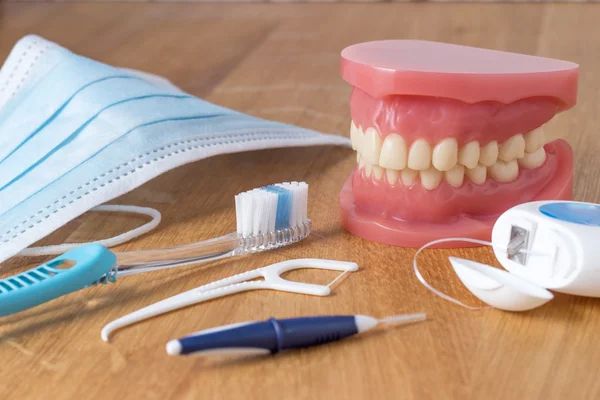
[{"x1": 2, "y1": 3, "x2": 600, "y2": 399}]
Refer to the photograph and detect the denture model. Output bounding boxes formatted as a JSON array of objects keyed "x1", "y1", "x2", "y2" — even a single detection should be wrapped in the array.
[{"x1": 339, "y1": 40, "x2": 579, "y2": 247}]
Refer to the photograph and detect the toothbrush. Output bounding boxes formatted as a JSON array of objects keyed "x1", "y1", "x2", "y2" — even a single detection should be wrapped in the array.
[
  {"x1": 165, "y1": 313, "x2": 427, "y2": 356},
  {"x1": 0, "y1": 182, "x2": 311, "y2": 317}
]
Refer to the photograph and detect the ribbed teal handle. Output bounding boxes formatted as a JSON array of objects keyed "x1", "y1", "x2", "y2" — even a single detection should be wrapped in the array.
[{"x1": 0, "y1": 244, "x2": 117, "y2": 317}]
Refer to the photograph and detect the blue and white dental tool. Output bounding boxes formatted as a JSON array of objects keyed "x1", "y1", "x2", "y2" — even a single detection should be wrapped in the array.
[
  {"x1": 414, "y1": 201, "x2": 600, "y2": 312},
  {"x1": 0, "y1": 182, "x2": 312, "y2": 318},
  {"x1": 165, "y1": 313, "x2": 426, "y2": 356},
  {"x1": 0, "y1": 34, "x2": 350, "y2": 266},
  {"x1": 102, "y1": 258, "x2": 359, "y2": 341}
]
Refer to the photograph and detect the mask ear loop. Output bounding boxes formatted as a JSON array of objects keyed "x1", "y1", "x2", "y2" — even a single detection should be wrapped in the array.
[
  {"x1": 413, "y1": 237, "x2": 552, "y2": 310},
  {"x1": 18, "y1": 205, "x2": 161, "y2": 257}
]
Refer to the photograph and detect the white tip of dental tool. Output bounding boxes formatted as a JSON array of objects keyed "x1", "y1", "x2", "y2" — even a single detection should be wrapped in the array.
[
  {"x1": 101, "y1": 305, "x2": 172, "y2": 342},
  {"x1": 101, "y1": 320, "x2": 126, "y2": 342},
  {"x1": 449, "y1": 257, "x2": 554, "y2": 312},
  {"x1": 354, "y1": 315, "x2": 379, "y2": 333},
  {"x1": 166, "y1": 340, "x2": 182, "y2": 355}
]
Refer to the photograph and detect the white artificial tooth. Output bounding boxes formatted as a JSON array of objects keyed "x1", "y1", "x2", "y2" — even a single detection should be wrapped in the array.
[
  {"x1": 407, "y1": 139, "x2": 432, "y2": 170},
  {"x1": 356, "y1": 152, "x2": 360, "y2": 163},
  {"x1": 401, "y1": 169, "x2": 419, "y2": 187},
  {"x1": 386, "y1": 169, "x2": 400, "y2": 185},
  {"x1": 350, "y1": 121, "x2": 360, "y2": 150},
  {"x1": 458, "y1": 141, "x2": 480, "y2": 169},
  {"x1": 498, "y1": 134, "x2": 525, "y2": 161},
  {"x1": 432, "y1": 138, "x2": 458, "y2": 172},
  {"x1": 420, "y1": 167, "x2": 443, "y2": 190},
  {"x1": 524, "y1": 127, "x2": 546, "y2": 153},
  {"x1": 358, "y1": 156, "x2": 366, "y2": 169},
  {"x1": 372, "y1": 165, "x2": 384, "y2": 180},
  {"x1": 445, "y1": 164, "x2": 465, "y2": 188},
  {"x1": 479, "y1": 141, "x2": 498, "y2": 167},
  {"x1": 465, "y1": 164, "x2": 487, "y2": 185},
  {"x1": 489, "y1": 160, "x2": 519, "y2": 183},
  {"x1": 518, "y1": 148, "x2": 547, "y2": 169},
  {"x1": 379, "y1": 133, "x2": 408, "y2": 170},
  {"x1": 364, "y1": 163, "x2": 373, "y2": 178},
  {"x1": 362, "y1": 127, "x2": 382, "y2": 165}
]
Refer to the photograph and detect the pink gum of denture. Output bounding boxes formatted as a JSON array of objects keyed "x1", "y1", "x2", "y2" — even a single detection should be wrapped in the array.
[{"x1": 339, "y1": 40, "x2": 579, "y2": 248}]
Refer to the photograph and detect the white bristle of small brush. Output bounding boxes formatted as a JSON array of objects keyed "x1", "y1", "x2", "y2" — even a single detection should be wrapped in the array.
[
  {"x1": 234, "y1": 192, "x2": 247, "y2": 236},
  {"x1": 252, "y1": 190, "x2": 263, "y2": 236},
  {"x1": 276, "y1": 182, "x2": 307, "y2": 229},
  {"x1": 298, "y1": 182, "x2": 308, "y2": 223},
  {"x1": 266, "y1": 191, "x2": 277, "y2": 232},
  {"x1": 282, "y1": 182, "x2": 308, "y2": 225},
  {"x1": 235, "y1": 182, "x2": 308, "y2": 236}
]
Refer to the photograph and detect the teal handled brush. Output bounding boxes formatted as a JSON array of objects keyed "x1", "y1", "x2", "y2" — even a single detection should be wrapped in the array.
[{"x1": 0, "y1": 182, "x2": 311, "y2": 317}]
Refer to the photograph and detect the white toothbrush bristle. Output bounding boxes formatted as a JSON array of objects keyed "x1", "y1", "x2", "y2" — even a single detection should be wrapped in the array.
[
  {"x1": 235, "y1": 181, "x2": 309, "y2": 237},
  {"x1": 267, "y1": 192, "x2": 277, "y2": 233}
]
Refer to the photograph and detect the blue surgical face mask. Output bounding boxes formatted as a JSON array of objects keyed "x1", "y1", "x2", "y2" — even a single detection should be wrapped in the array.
[{"x1": 0, "y1": 35, "x2": 350, "y2": 264}]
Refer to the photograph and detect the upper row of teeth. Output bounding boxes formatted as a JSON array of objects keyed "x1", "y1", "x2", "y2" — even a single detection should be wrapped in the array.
[{"x1": 351, "y1": 122, "x2": 547, "y2": 172}]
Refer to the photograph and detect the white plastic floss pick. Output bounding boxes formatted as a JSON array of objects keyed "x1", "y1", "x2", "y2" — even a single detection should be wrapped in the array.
[{"x1": 101, "y1": 258, "x2": 359, "y2": 341}]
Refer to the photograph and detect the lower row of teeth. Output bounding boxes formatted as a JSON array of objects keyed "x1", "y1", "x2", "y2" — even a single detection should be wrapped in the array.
[{"x1": 357, "y1": 146, "x2": 547, "y2": 190}]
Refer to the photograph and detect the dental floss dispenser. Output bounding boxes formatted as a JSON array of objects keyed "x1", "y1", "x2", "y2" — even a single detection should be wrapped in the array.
[
  {"x1": 417, "y1": 201, "x2": 600, "y2": 312},
  {"x1": 492, "y1": 200, "x2": 600, "y2": 298}
]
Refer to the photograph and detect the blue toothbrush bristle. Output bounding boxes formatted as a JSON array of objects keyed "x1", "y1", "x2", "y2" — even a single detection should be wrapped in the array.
[{"x1": 264, "y1": 185, "x2": 292, "y2": 231}]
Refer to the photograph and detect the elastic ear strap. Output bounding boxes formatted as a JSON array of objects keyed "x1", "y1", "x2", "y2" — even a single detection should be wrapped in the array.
[{"x1": 18, "y1": 205, "x2": 161, "y2": 256}]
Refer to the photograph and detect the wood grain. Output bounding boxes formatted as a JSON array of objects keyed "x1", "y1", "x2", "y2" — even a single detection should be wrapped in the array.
[{"x1": 1, "y1": 3, "x2": 600, "y2": 399}]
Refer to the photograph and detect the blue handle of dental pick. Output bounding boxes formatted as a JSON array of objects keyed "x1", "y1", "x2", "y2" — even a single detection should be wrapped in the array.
[{"x1": 166, "y1": 315, "x2": 371, "y2": 356}]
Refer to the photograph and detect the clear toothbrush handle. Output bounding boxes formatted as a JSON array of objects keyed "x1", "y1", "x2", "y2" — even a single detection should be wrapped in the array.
[
  {"x1": 114, "y1": 222, "x2": 311, "y2": 276},
  {"x1": 115, "y1": 233, "x2": 240, "y2": 275}
]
